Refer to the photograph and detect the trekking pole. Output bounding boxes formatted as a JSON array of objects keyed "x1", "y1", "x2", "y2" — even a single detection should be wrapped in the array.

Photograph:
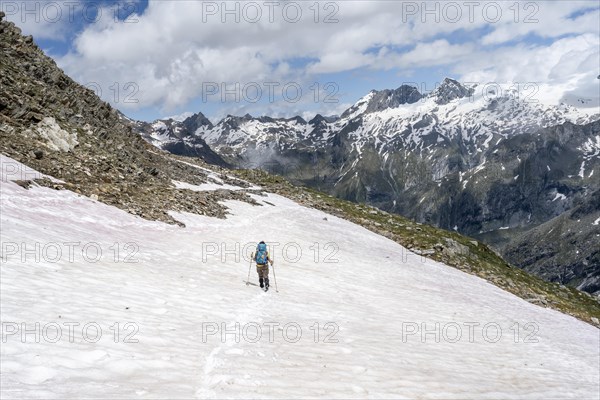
[
  {"x1": 246, "y1": 253, "x2": 253, "y2": 286},
  {"x1": 271, "y1": 260, "x2": 279, "y2": 293}
]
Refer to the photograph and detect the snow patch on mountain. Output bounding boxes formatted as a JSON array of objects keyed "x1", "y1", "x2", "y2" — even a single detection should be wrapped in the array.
[
  {"x1": 340, "y1": 91, "x2": 375, "y2": 120},
  {"x1": 579, "y1": 162, "x2": 586, "y2": 178},
  {"x1": 147, "y1": 121, "x2": 174, "y2": 146},
  {"x1": 552, "y1": 192, "x2": 567, "y2": 202},
  {"x1": 580, "y1": 135, "x2": 600, "y2": 160}
]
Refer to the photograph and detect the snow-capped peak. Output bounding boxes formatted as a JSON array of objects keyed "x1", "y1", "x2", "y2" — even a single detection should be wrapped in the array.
[{"x1": 429, "y1": 78, "x2": 475, "y2": 105}]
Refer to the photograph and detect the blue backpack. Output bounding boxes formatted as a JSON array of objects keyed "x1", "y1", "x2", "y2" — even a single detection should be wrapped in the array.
[{"x1": 255, "y1": 243, "x2": 268, "y2": 265}]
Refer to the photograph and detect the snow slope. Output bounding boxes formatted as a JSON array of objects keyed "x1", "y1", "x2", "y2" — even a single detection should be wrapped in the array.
[{"x1": 1, "y1": 155, "x2": 598, "y2": 399}]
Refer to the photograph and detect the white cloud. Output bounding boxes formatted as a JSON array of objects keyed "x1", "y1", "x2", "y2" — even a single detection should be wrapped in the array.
[
  {"x1": 481, "y1": 3, "x2": 600, "y2": 45},
  {"x1": 379, "y1": 40, "x2": 475, "y2": 70},
  {"x1": 456, "y1": 34, "x2": 600, "y2": 104},
  {"x1": 21, "y1": 0, "x2": 596, "y2": 117}
]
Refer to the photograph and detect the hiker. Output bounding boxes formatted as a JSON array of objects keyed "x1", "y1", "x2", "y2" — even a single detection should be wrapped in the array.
[{"x1": 253, "y1": 241, "x2": 273, "y2": 291}]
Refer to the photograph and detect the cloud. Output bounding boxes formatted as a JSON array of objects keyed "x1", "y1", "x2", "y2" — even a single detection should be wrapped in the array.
[
  {"x1": 480, "y1": 2, "x2": 600, "y2": 45},
  {"x1": 379, "y1": 40, "x2": 475, "y2": 70},
  {"x1": 17, "y1": 0, "x2": 596, "y2": 118},
  {"x1": 456, "y1": 33, "x2": 600, "y2": 104}
]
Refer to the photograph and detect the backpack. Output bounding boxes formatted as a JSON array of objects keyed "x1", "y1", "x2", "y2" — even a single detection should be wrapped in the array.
[{"x1": 255, "y1": 243, "x2": 268, "y2": 265}]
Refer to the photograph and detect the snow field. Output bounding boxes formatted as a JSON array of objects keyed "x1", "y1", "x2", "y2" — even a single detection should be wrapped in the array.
[{"x1": 1, "y1": 155, "x2": 598, "y2": 399}]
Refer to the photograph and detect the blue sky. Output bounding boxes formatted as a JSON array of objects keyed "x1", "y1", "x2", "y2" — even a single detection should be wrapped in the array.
[{"x1": 3, "y1": 0, "x2": 599, "y2": 122}]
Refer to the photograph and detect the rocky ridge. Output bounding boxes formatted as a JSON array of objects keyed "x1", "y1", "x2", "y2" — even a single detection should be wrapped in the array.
[{"x1": 0, "y1": 12, "x2": 256, "y2": 226}]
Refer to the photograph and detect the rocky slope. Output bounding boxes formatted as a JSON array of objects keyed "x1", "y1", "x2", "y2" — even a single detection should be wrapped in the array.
[
  {"x1": 503, "y1": 187, "x2": 600, "y2": 293},
  {"x1": 0, "y1": 12, "x2": 254, "y2": 226}
]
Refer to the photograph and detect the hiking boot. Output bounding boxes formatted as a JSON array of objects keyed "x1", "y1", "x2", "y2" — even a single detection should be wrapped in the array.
[
  {"x1": 259, "y1": 278, "x2": 264, "y2": 288},
  {"x1": 265, "y1": 278, "x2": 269, "y2": 289}
]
